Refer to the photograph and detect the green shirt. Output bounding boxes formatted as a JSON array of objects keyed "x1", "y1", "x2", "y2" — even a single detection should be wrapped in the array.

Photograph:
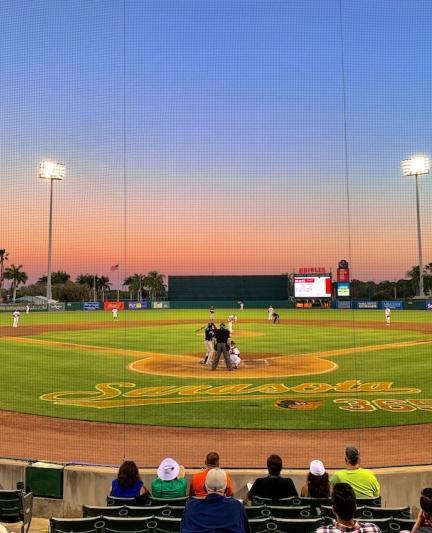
[
  {"x1": 151, "y1": 477, "x2": 187, "y2": 499},
  {"x1": 330, "y1": 468, "x2": 380, "y2": 498}
]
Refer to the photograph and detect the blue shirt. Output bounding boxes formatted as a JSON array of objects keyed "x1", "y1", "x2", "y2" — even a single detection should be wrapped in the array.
[
  {"x1": 111, "y1": 479, "x2": 143, "y2": 498},
  {"x1": 181, "y1": 493, "x2": 251, "y2": 533}
]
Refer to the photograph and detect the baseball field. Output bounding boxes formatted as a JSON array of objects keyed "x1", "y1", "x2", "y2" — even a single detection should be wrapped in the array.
[{"x1": 1, "y1": 308, "x2": 431, "y2": 435}]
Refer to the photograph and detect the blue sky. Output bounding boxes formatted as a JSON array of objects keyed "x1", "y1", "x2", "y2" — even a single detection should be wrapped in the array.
[{"x1": 1, "y1": 0, "x2": 431, "y2": 282}]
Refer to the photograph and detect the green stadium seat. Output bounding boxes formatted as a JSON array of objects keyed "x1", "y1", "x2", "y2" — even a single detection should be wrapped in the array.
[
  {"x1": 50, "y1": 516, "x2": 106, "y2": 533},
  {"x1": 320, "y1": 505, "x2": 364, "y2": 518},
  {"x1": 148, "y1": 497, "x2": 189, "y2": 507},
  {"x1": 103, "y1": 516, "x2": 155, "y2": 533},
  {"x1": 251, "y1": 496, "x2": 297, "y2": 507},
  {"x1": 360, "y1": 518, "x2": 391, "y2": 533},
  {"x1": 292, "y1": 497, "x2": 332, "y2": 515},
  {"x1": 266, "y1": 505, "x2": 312, "y2": 519},
  {"x1": 388, "y1": 517, "x2": 415, "y2": 531},
  {"x1": 153, "y1": 516, "x2": 182, "y2": 532},
  {"x1": 107, "y1": 497, "x2": 136, "y2": 507},
  {"x1": 248, "y1": 517, "x2": 275, "y2": 533},
  {"x1": 83, "y1": 505, "x2": 125, "y2": 518},
  {"x1": 0, "y1": 489, "x2": 33, "y2": 533},
  {"x1": 125, "y1": 506, "x2": 184, "y2": 519},
  {"x1": 359, "y1": 506, "x2": 411, "y2": 520},
  {"x1": 272, "y1": 517, "x2": 327, "y2": 532},
  {"x1": 244, "y1": 505, "x2": 268, "y2": 519},
  {"x1": 357, "y1": 497, "x2": 382, "y2": 507}
]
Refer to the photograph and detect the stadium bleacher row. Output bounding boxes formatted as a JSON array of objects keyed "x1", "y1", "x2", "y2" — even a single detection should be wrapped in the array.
[{"x1": 0, "y1": 490, "x2": 417, "y2": 533}]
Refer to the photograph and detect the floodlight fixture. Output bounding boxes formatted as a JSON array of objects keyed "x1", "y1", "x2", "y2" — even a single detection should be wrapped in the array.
[
  {"x1": 38, "y1": 160, "x2": 66, "y2": 305},
  {"x1": 401, "y1": 155, "x2": 429, "y2": 298},
  {"x1": 39, "y1": 160, "x2": 66, "y2": 181},
  {"x1": 402, "y1": 155, "x2": 430, "y2": 177}
]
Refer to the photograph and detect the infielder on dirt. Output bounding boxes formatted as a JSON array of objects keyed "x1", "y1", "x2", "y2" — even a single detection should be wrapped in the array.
[
  {"x1": 12, "y1": 310, "x2": 20, "y2": 328},
  {"x1": 268, "y1": 306, "x2": 274, "y2": 320},
  {"x1": 385, "y1": 306, "x2": 391, "y2": 326}
]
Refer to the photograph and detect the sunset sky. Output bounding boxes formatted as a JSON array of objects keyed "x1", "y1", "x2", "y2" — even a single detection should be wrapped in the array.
[{"x1": 1, "y1": 0, "x2": 431, "y2": 286}]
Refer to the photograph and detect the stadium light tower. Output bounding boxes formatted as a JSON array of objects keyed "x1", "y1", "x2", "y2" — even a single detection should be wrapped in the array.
[
  {"x1": 38, "y1": 161, "x2": 66, "y2": 303},
  {"x1": 402, "y1": 155, "x2": 429, "y2": 298}
]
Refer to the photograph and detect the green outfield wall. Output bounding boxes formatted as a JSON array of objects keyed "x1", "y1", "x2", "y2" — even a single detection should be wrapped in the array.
[{"x1": 168, "y1": 275, "x2": 289, "y2": 301}]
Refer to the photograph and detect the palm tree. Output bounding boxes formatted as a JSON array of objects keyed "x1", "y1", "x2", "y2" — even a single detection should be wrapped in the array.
[
  {"x1": 76, "y1": 274, "x2": 95, "y2": 299},
  {"x1": 97, "y1": 275, "x2": 111, "y2": 300},
  {"x1": 407, "y1": 265, "x2": 423, "y2": 296},
  {"x1": 4, "y1": 264, "x2": 28, "y2": 302},
  {"x1": 144, "y1": 271, "x2": 166, "y2": 300},
  {"x1": 39, "y1": 271, "x2": 71, "y2": 284},
  {"x1": 124, "y1": 273, "x2": 146, "y2": 300},
  {"x1": 0, "y1": 249, "x2": 9, "y2": 295}
]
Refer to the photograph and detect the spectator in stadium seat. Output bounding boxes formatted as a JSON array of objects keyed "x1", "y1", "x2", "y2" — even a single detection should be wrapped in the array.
[
  {"x1": 181, "y1": 468, "x2": 250, "y2": 533},
  {"x1": 189, "y1": 451, "x2": 234, "y2": 497},
  {"x1": 247, "y1": 454, "x2": 298, "y2": 501},
  {"x1": 110, "y1": 460, "x2": 150, "y2": 499},
  {"x1": 411, "y1": 487, "x2": 432, "y2": 532},
  {"x1": 316, "y1": 483, "x2": 381, "y2": 532},
  {"x1": 330, "y1": 446, "x2": 380, "y2": 499},
  {"x1": 151, "y1": 457, "x2": 187, "y2": 498},
  {"x1": 301, "y1": 460, "x2": 330, "y2": 498}
]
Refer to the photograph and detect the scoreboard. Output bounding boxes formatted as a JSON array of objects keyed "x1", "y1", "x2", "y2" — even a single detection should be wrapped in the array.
[{"x1": 294, "y1": 274, "x2": 332, "y2": 298}]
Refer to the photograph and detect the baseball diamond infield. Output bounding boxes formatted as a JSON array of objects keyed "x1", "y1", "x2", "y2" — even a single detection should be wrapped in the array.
[{"x1": 0, "y1": 309, "x2": 431, "y2": 467}]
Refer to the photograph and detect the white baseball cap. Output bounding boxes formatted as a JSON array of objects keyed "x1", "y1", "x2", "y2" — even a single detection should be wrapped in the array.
[
  {"x1": 309, "y1": 459, "x2": 325, "y2": 476},
  {"x1": 157, "y1": 458, "x2": 180, "y2": 481}
]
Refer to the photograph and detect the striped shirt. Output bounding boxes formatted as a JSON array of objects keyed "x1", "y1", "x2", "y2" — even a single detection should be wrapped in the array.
[{"x1": 317, "y1": 520, "x2": 382, "y2": 532}]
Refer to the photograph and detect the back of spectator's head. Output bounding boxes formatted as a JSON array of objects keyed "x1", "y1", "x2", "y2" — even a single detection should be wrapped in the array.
[
  {"x1": 345, "y1": 446, "x2": 360, "y2": 466},
  {"x1": 420, "y1": 488, "x2": 432, "y2": 516},
  {"x1": 205, "y1": 468, "x2": 227, "y2": 494},
  {"x1": 118, "y1": 460, "x2": 140, "y2": 488},
  {"x1": 332, "y1": 483, "x2": 356, "y2": 521},
  {"x1": 205, "y1": 452, "x2": 220, "y2": 468},
  {"x1": 267, "y1": 454, "x2": 283, "y2": 475}
]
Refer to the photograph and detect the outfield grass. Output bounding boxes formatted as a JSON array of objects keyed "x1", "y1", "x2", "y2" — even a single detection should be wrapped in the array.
[{"x1": 0, "y1": 308, "x2": 431, "y2": 430}]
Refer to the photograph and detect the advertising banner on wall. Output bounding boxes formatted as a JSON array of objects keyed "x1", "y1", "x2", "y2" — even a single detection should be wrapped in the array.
[
  {"x1": 335, "y1": 300, "x2": 352, "y2": 309},
  {"x1": 0, "y1": 303, "x2": 47, "y2": 312},
  {"x1": 152, "y1": 301, "x2": 170, "y2": 309},
  {"x1": 337, "y1": 282, "x2": 350, "y2": 297},
  {"x1": 128, "y1": 301, "x2": 149, "y2": 310},
  {"x1": 103, "y1": 301, "x2": 125, "y2": 311},
  {"x1": 356, "y1": 301, "x2": 378, "y2": 309},
  {"x1": 381, "y1": 301, "x2": 403, "y2": 310},
  {"x1": 48, "y1": 303, "x2": 65, "y2": 311},
  {"x1": 83, "y1": 302, "x2": 102, "y2": 311}
]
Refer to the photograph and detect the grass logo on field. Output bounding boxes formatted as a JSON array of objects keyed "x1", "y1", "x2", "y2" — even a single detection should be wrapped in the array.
[{"x1": 275, "y1": 399, "x2": 323, "y2": 410}]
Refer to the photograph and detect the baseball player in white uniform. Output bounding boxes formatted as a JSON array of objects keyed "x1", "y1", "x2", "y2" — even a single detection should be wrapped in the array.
[
  {"x1": 268, "y1": 306, "x2": 274, "y2": 321},
  {"x1": 112, "y1": 307, "x2": 118, "y2": 319},
  {"x1": 12, "y1": 310, "x2": 20, "y2": 328},
  {"x1": 227, "y1": 315, "x2": 237, "y2": 333},
  {"x1": 385, "y1": 306, "x2": 391, "y2": 326},
  {"x1": 25, "y1": 305, "x2": 30, "y2": 314},
  {"x1": 228, "y1": 341, "x2": 241, "y2": 368}
]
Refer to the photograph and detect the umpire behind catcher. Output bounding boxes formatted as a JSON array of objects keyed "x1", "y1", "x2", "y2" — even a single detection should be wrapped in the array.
[{"x1": 211, "y1": 323, "x2": 233, "y2": 371}]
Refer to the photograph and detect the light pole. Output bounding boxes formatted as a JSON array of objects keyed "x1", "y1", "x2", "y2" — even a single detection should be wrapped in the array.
[
  {"x1": 402, "y1": 155, "x2": 430, "y2": 298},
  {"x1": 38, "y1": 161, "x2": 66, "y2": 303}
]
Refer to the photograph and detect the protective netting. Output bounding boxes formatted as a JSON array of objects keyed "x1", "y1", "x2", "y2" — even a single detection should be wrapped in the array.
[{"x1": 0, "y1": 0, "x2": 431, "y2": 469}]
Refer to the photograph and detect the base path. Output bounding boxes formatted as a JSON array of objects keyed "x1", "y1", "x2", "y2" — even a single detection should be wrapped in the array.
[{"x1": 0, "y1": 409, "x2": 430, "y2": 468}]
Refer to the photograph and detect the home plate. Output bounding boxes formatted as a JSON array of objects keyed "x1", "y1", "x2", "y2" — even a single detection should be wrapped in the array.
[{"x1": 243, "y1": 359, "x2": 269, "y2": 367}]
